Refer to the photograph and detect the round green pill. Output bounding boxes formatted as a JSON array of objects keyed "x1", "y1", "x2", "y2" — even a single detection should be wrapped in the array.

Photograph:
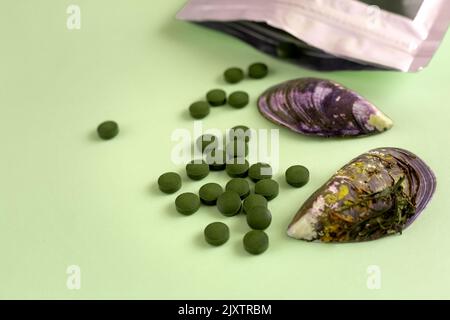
[
  {"x1": 243, "y1": 194, "x2": 268, "y2": 214},
  {"x1": 223, "y1": 67, "x2": 244, "y2": 84},
  {"x1": 226, "y1": 158, "x2": 249, "y2": 178},
  {"x1": 276, "y1": 42, "x2": 300, "y2": 59},
  {"x1": 248, "y1": 163, "x2": 272, "y2": 182},
  {"x1": 97, "y1": 121, "x2": 119, "y2": 140},
  {"x1": 226, "y1": 140, "x2": 249, "y2": 158},
  {"x1": 248, "y1": 63, "x2": 268, "y2": 79},
  {"x1": 205, "y1": 148, "x2": 227, "y2": 171},
  {"x1": 225, "y1": 178, "x2": 250, "y2": 199},
  {"x1": 285, "y1": 165, "x2": 310, "y2": 188},
  {"x1": 254, "y1": 179, "x2": 279, "y2": 201},
  {"x1": 246, "y1": 206, "x2": 272, "y2": 230},
  {"x1": 243, "y1": 230, "x2": 269, "y2": 255},
  {"x1": 189, "y1": 101, "x2": 210, "y2": 119},
  {"x1": 229, "y1": 125, "x2": 251, "y2": 143},
  {"x1": 204, "y1": 222, "x2": 230, "y2": 246},
  {"x1": 186, "y1": 159, "x2": 210, "y2": 180},
  {"x1": 196, "y1": 134, "x2": 218, "y2": 153},
  {"x1": 206, "y1": 89, "x2": 227, "y2": 106},
  {"x1": 199, "y1": 183, "x2": 223, "y2": 205},
  {"x1": 228, "y1": 91, "x2": 249, "y2": 108},
  {"x1": 216, "y1": 191, "x2": 242, "y2": 217},
  {"x1": 157, "y1": 172, "x2": 182, "y2": 194},
  {"x1": 175, "y1": 192, "x2": 201, "y2": 215}
]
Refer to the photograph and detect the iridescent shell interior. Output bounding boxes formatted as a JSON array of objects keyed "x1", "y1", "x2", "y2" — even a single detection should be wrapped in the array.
[{"x1": 258, "y1": 78, "x2": 393, "y2": 137}]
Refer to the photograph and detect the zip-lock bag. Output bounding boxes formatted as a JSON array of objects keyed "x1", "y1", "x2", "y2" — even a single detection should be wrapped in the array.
[{"x1": 177, "y1": 0, "x2": 450, "y2": 71}]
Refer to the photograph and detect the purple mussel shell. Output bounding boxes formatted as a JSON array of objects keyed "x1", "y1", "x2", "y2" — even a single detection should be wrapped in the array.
[
  {"x1": 258, "y1": 78, "x2": 393, "y2": 137},
  {"x1": 287, "y1": 148, "x2": 436, "y2": 243}
]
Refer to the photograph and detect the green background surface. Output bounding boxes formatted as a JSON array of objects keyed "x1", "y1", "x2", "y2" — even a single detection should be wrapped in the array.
[{"x1": 1, "y1": 0, "x2": 449, "y2": 299}]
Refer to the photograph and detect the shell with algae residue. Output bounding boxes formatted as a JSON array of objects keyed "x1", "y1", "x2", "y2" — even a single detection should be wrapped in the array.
[{"x1": 287, "y1": 148, "x2": 436, "y2": 243}]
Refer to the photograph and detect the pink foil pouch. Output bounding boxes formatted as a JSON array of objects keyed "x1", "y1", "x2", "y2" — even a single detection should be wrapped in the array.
[{"x1": 177, "y1": 0, "x2": 450, "y2": 71}]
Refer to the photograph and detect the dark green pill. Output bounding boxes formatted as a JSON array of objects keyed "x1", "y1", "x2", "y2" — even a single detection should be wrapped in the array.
[
  {"x1": 243, "y1": 194, "x2": 268, "y2": 214},
  {"x1": 285, "y1": 165, "x2": 310, "y2": 188},
  {"x1": 248, "y1": 63, "x2": 268, "y2": 79},
  {"x1": 226, "y1": 158, "x2": 249, "y2": 178},
  {"x1": 206, "y1": 89, "x2": 227, "y2": 106},
  {"x1": 226, "y1": 140, "x2": 249, "y2": 158},
  {"x1": 216, "y1": 191, "x2": 242, "y2": 217},
  {"x1": 254, "y1": 179, "x2": 279, "y2": 201},
  {"x1": 189, "y1": 101, "x2": 210, "y2": 119},
  {"x1": 204, "y1": 222, "x2": 230, "y2": 246},
  {"x1": 205, "y1": 148, "x2": 227, "y2": 171},
  {"x1": 157, "y1": 172, "x2": 182, "y2": 194},
  {"x1": 199, "y1": 183, "x2": 223, "y2": 205},
  {"x1": 276, "y1": 42, "x2": 300, "y2": 59},
  {"x1": 196, "y1": 134, "x2": 218, "y2": 153},
  {"x1": 243, "y1": 230, "x2": 269, "y2": 255},
  {"x1": 225, "y1": 178, "x2": 250, "y2": 199},
  {"x1": 175, "y1": 192, "x2": 201, "y2": 215},
  {"x1": 186, "y1": 159, "x2": 210, "y2": 180},
  {"x1": 228, "y1": 91, "x2": 249, "y2": 108},
  {"x1": 223, "y1": 67, "x2": 244, "y2": 84},
  {"x1": 248, "y1": 163, "x2": 272, "y2": 182},
  {"x1": 97, "y1": 121, "x2": 119, "y2": 140},
  {"x1": 246, "y1": 206, "x2": 272, "y2": 230},
  {"x1": 229, "y1": 125, "x2": 251, "y2": 143}
]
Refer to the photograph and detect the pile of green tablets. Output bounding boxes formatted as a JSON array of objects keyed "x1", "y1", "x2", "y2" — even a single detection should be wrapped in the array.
[
  {"x1": 156, "y1": 124, "x2": 310, "y2": 256},
  {"x1": 94, "y1": 64, "x2": 313, "y2": 257},
  {"x1": 188, "y1": 63, "x2": 269, "y2": 119}
]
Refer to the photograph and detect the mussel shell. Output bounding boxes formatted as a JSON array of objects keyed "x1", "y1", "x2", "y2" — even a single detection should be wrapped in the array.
[
  {"x1": 287, "y1": 148, "x2": 436, "y2": 242},
  {"x1": 258, "y1": 78, "x2": 393, "y2": 137}
]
